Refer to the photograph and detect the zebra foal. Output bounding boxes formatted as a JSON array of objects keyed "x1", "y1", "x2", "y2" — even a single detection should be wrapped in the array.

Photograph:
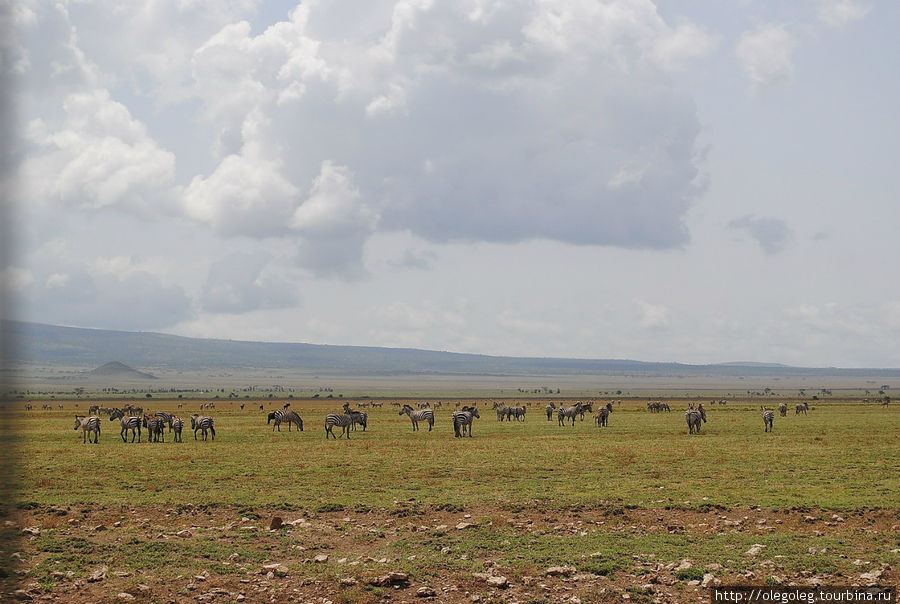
[{"x1": 74, "y1": 415, "x2": 101, "y2": 444}]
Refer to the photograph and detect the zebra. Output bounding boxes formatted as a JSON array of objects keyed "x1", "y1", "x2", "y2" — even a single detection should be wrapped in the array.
[
  {"x1": 509, "y1": 405, "x2": 526, "y2": 422},
  {"x1": 109, "y1": 409, "x2": 142, "y2": 442},
  {"x1": 325, "y1": 413, "x2": 353, "y2": 439},
  {"x1": 546, "y1": 402, "x2": 556, "y2": 421},
  {"x1": 400, "y1": 404, "x2": 434, "y2": 431},
  {"x1": 796, "y1": 402, "x2": 809, "y2": 415},
  {"x1": 74, "y1": 415, "x2": 101, "y2": 444},
  {"x1": 578, "y1": 402, "x2": 593, "y2": 421},
  {"x1": 594, "y1": 403, "x2": 613, "y2": 427},
  {"x1": 190, "y1": 414, "x2": 215, "y2": 441},
  {"x1": 267, "y1": 410, "x2": 304, "y2": 432},
  {"x1": 172, "y1": 416, "x2": 184, "y2": 442},
  {"x1": 88, "y1": 404, "x2": 99, "y2": 415},
  {"x1": 761, "y1": 406, "x2": 774, "y2": 432},
  {"x1": 452, "y1": 406, "x2": 480, "y2": 438},
  {"x1": 685, "y1": 404, "x2": 707, "y2": 435},
  {"x1": 143, "y1": 415, "x2": 165, "y2": 442},
  {"x1": 342, "y1": 403, "x2": 367, "y2": 431},
  {"x1": 155, "y1": 411, "x2": 175, "y2": 432},
  {"x1": 779, "y1": 403, "x2": 788, "y2": 417},
  {"x1": 557, "y1": 402, "x2": 583, "y2": 427}
]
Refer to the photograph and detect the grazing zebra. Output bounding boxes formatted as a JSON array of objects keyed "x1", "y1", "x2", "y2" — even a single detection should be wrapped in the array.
[
  {"x1": 143, "y1": 415, "x2": 165, "y2": 442},
  {"x1": 452, "y1": 406, "x2": 480, "y2": 438},
  {"x1": 594, "y1": 403, "x2": 613, "y2": 427},
  {"x1": 796, "y1": 402, "x2": 809, "y2": 415},
  {"x1": 685, "y1": 404, "x2": 707, "y2": 435},
  {"x1": 400, "y1": 404, "x2": 434, "y2": 431},
  {"x1": 761, "y1": 406, "x2": 774, "y2": 432},
  {"x1": 88, "y1": 404, "x2": 99, "y2": 415},
  {"x1": 190, "y1": 414, "x2": 216, "y2": 441},
  {"x1": 557, "y1": 402, "x2": 583, "y2": 427},
  {"x1": 546, "y1": 402, "x2": 556, "y2": 421},
  {"x1": 325, "y1": 413, "x2": 353, "y2": 439},
  {"x1": 342, "y1": 403, "x2": 368, "y2": 431},
  {"x1": 779, "y1": 403, "x2": 788, "y2": 417},
  {"x1": 267, "y1": 410, "x2": 304, "y2": 432},
  {"x1": 155, "y1": 411, "x2": 175, "y2": 432},
  {"x1": 109, "y1": 409, "x2": 142, "y2": 442},
  {"x1": 74, "y1": 415, "x2": 101, "y2": 444},
  {"x1": 172, "y1": 416, "x2": 184, "y2": 442}
]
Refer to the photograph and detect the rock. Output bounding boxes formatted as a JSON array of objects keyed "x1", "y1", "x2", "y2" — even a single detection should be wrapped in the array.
[
  {"x1": 859, "y1": 569, "x2": 884, "y2": 584},
  {"x1": 21, "y1": 527, "x2": 40, "y2": 536},
  {"x1": 116, "y1": 593, "x2": 136, "y2": 601},
  {"x1": 176, "y1": 530, "x2": 192, "y2": 538},
  {"x1": 369, "y1": 572, "x2": 410, "y2": 587},
  {"x1": 92, "y1": 525, "x2": 106, "y2": 532},
  {"x1": 228, "y1": 553, "x2": 241, "y2": 562},
  {"x1": 456, "y1": 522, "x2": 475, "y2": 530},
  {"x1": 746, "y1": 544, "x2": 766, "y2": 556},
  {"x1": 88, "y1": 566, "x2": 108, "y2": 583},
  {"x1": 701, "y1": 573, "x2": 718, "y2": 587},
  {"x1": 314, "y1": 554, "x2": 329, "y2": 563},
  {"x1": 473, "y1": 573, "x2": 508, "y2": 588},
  {"x1": 269, "y1": 517, "x2": 283, "y2": 530},
  {"x1": 417, "y1": 586, "x2": 437, "y2": 597},
  {"x1": 545, "y1": 566, "x2": 576, "y2": 577},
  {"x1": 339, "y1": 577, "x2": 358, "y2": 586}
]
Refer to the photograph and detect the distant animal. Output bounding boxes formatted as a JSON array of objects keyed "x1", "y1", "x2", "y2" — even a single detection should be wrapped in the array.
[
  {"x1": 685, "y1": 404, "x2": 707, "y2": 435},
  {"x1": 400, "y1": 404, "x2": 434, "y2": 432},
  {"x1": 325, "y1": 413, "x2": 353, "y2": 439},
  {"x1": 557, "y1": 402, "x2": 583, "y2": 427},
  {"x1": 594, "y1": 403, "x2": 613, "y2": 427},
  {"x1": 546, "y1": 402, "x2": 556, "y2": 421},
  {"x1": 796, "y1": 402, "x2": 809, "y2": 415},
  {"x1": 761, "y1": 406, "x2": 774, "y2": 432},
  {"x1": 190, "y1": 414, "x2": 215, "y2": 441},
  {"x1": 171, "y1": 416, "x2": 184, "y2": 442},
  {"x1": 74, "y1": 415, "x2": 101, "y2": 444},
  {"x1": 268, "y1": 410, "x2": 303, "y2": 432},
  {"x1": 110, "y1": 409, "x2": 142, "y2": 443},
  {"x1": 779, "y1": 403, "x2": 788, "y2": 417},
  {"x1": 452, "y1": 406, "x2": 480, "y2": 438}
]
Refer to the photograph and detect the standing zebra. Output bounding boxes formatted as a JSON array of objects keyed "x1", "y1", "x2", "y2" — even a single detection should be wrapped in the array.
[
  {"x1": 578, "y1": 402, "x2": 593, "y2": 421},
  {"x1": 74, "y1": 415, "x2": 101, "y2": 444},
  {"x1": 109, "y1": 409, "x2": 142, "y2": 442},
  {"x1": 342, "y1": 403, "x2": 368, "y2": 431},
  {"x1": 557, "y1": 402, "x2": 583, "y2": 427},
  {"x1": 779, "y1": 403, "x2": 788, "y2": 417},
  {"x1": 399, "y1": 404, "x2": 434, "y2": 431},
  {"x1": 190, "y1": 414, "x2": 216, "y2": 441},
  {"x1": 545, "y1": 402, "x2": 556, "y2": 421},
  {"x1": 171, "y1": 416, "x2": 184, "y2": 443},
  {"x1": 143, "y1": 415, "x2": 165, "y2": 442},
  {"x1": 685, "y1": 404, "x2": 707, "y2": 435},
  {"x1": 594, "y1": 403, "x2": 613, "y2": 427},
  {"x1": 155, "y1": 411, "x2": 175, "y2": 432},
  {"x1": 267, "y1": 410, "x2": 304, "y2": 432},
  {"x1": 452, "y1": 406, "x2": 480, "y2": 438},
  {"x1": 796, "y1": 402, "x2": 809, "y2": 415},
  {"x1": 325, "y1": 413, "x2": 353, "y2": 439},
  {"x1": 761, "y1": 406, "x2": 774, "y2": 432}
]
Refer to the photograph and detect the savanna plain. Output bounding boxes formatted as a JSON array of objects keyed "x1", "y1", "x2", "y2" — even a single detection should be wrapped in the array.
[{"x1": 2, "y1": 393, "x2": 898, "y2": 603}]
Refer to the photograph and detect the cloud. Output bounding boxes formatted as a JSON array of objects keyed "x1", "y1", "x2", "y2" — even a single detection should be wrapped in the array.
[
  {"x1": 636, "y1": 300, "x2": 670, "y2": 329},
  {"x1": 728, "y1": 215, "x2": 793, "y2": 255},
  {"x1": 200, "y1": 252, "x2": 298, "y2": 314},
  {"x1": 817, "y1": 1, "x2": 871, "y2": 28},
  {"x1": 735, "y1": 24, "x2": 797, "y2": 87}
]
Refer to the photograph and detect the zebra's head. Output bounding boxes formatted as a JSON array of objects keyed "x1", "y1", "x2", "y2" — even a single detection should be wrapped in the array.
[
  {"x1": 470, "y1": 407, "x2": 480, "y2": 419},
  {"x1": 606, "y1": 403, "x2": 613, "y2": 411},
  {"x1": 109, "y1": 409, "x2": 122, "y2": 421},
  {"x1": 267, "y1": 411, "x2": 276, "y2": 424},
  {"x1": 399, "y1": 405, "x2": 412, "y2": 415},
  {"x1": 74, "y1": 415, "x2": 84, "y2": 430}
]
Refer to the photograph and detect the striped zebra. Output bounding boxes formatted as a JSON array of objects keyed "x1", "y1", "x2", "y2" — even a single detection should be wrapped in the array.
[
  {"x1": 545, "y1": 402, "x2": 556, "y2": 421},
  {"x1": 452, "y1": 406, "x2": 480, "y2": 438},
  {"x1": 594, "y1": 403, "x2": 613, "y2": 427},
  {"x1": 142, "y1": 415, "x2": 165, "y2": 442},
  {"x1": 190, "y1": 414, "x2": 216, "y2": 441},
  {"x1": 761, "y1": 406, "x2": 774, "y2": 432},
  {"x1": 267, "y1": 410, "x2": 304, "y2": 432},
  {"x1": 342, "y1": 404, "x2": 368, "y2": 431},
  {"x1": 578, "y1": 402, "x2": 593, "y2": 421},
  {"x1": 557, "y1": 402, "x2": 583, "y2": 427},
  {"x1": 74, "y1": 415, "x2": 101, "y2": 444},
  {"x1": 779, "y1": 403, "x2": 788, "y2": 417},
  {"x1": 685, "y1": 404, "x2": 707, "y2": 435},
  {"x1": 796, "y1": 402, "x2": 809, "y2": 415},
  {"x1": 325, "y1": 413, "x2": 353, "y2": 439},
  {"x1": 109, "y1": 409, "x2": 142, "y2": 442},
  {"x1": 400, "y1": 404, "x2": 434, "y2": 432},
  {"x1": 88, "y1": 404, "x2": 99, "y2": 415},
  {"x1": 172, "y1": 416, "x2": 184, "y2": 443},
  {"x1": 510, "y1": 405, "x2": 526, "y2": 422},
  {"x1": 155, "y1": 411, "x2": 175, "y2": 432}
]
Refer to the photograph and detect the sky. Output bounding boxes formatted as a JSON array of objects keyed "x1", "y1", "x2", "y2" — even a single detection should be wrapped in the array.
[{"x1": 2, "y1": 0, "x2": 899, "y2": 367}]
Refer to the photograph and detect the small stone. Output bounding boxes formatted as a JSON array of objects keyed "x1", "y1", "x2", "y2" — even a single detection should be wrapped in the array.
[
  {"x1": 675, "y1": 559, "x2": 693, "y2": 571},
  {"x1": 116, "y1": 593, "x2": 135, "y2": 601},
  {"x1": 456, "y1": 522, "x2": 475, "y2": 530},
  {"x1": 21, "y1": 527, "x2": 40, "y2": 536},
  {"x1": 269, "y1": 517, "x2": 283, "y2": 530},
  {"x1": 314, "y1": 554, "x2": 329, "y2": 563},
  {"x1": 545, "y1": 566, "x2": 576, "y2": 577},
  {"x1": 176, "y1": 530, "x2": 192, "y2": 538},
  {"x1": 416, "y1": 586, "x2": 437, "y2": 598},
  {"x1": 746, "y1": 544, "x2": 766, "y2": 556},
  {"x1": 228, "y1": 553, "x2": 241, "y2": 562},
  {"x1": 339, "y1": 577, "x2": 358, "y2": 586},
  {"x1": 88, "y1": 566, "x2": 108, "y2": 583}
]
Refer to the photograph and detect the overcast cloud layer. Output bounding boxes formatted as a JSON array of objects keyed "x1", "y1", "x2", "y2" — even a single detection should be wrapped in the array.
[{"x1": 3, "y1": 0, "x2": 899, "y2": 367}]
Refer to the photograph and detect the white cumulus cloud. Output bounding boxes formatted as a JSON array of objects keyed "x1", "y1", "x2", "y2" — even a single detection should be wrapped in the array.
[{"x1": 736, "y1": 24, "x2": 798, "y2": 87}]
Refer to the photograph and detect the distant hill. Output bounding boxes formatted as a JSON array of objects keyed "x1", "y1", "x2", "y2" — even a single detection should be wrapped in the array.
[
  {"x1": 87, "y1": 361, "x2": 157, "y2": 380},
  {"x1": 3, "y1": 320, "x2": 900, "y2": 378}
]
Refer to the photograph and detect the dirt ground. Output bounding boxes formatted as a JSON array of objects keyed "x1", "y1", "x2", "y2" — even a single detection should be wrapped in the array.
[{"x1": 4, "y1": 504, "x2": 897, "y2": 603}]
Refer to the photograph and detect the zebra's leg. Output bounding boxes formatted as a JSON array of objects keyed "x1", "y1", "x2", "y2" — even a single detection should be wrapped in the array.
[{"x1": 210, "y1": 426, "x2": 215, "y2": 440}]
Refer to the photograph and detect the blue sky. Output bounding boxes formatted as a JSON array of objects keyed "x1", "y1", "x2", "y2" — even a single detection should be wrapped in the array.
[{"x1": 2, "y1": 0, "x2": 898, "y2": 367}]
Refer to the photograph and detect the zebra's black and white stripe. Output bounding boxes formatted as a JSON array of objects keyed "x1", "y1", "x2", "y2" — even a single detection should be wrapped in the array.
[
  {"x1": 190, "y1": 414, "x2": 216, "y2": 441},
  {"x1": 685, "y1": 404, "x2": 707, "y2": 435},
  {"x1": 400, "y1": 404, "x2": 434, "y2": 431},
  {"x1": 594, "y1": 403, "x2": 613, "y2": 427},
  {"x1": 452, "y1": 406, "x2": 480, "y2": 438},
  {"x1": 268, "y1": 410, "x2": 304, "y2": 432},
  {"x1": 545, "y1": 403, "x2": 556, "y2": 421},
  {"x1": 155, "y1": 411, "x2": 175, "y2": 432},
  {"x1": 110, "y1": 409, "x2": 142, "y2": 442},
  {"x1": 143, "y1": 415, "x2": 165, "y2": 442},
  {"x1": 325, "y1": 413, "x2": 353, "y2": 439},
  {"x1": 779, "y1": 403, "x2": 788, "y2": 417},
  {"x1": 761, "y1": 406, "x2": 774, "y2": 432},
  {"x1": 557, "y1": 402, "x2": 583, "y2": 427},
  {"x1": 172, "y1": 416, "x2": 184, "y2": 442},
  {"x1": 341, "y1": 404, "x2": 367, "y2": 431},
  {"x1": 796, "y1": 402, "x2": 809, "y2": 415},
  {"x1": 74, "y1": 415, "x2": 101, "y2": 444}
]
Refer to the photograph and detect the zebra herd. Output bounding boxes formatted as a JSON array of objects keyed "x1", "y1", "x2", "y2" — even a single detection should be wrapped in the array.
[{"x1": 71, "y1": 408, "x2": 213, "y2": 443}]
